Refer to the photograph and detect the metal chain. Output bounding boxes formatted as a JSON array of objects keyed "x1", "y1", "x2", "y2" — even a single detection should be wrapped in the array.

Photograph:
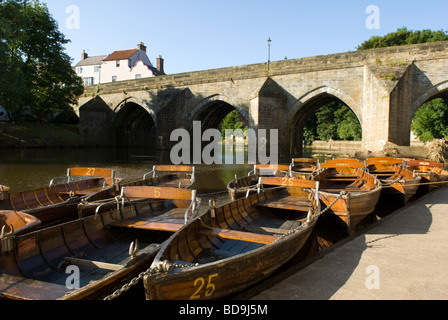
[
  {"x1": 103, "y1": 260, "x2": 198, "y2": 300},
  {"x1": 104, "y1": 191, "x2": 347, "y2": 299},
  {"x1": 274, "y1": 191, "x2": 346, "y2": 242},
  {"x1": 320, "y1": 191, "x2": 346, "y2": 215}
]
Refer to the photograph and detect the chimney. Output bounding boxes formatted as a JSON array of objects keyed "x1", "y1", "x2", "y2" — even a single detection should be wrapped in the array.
[
  {"x1": 157, "y1": 55, "x2": 165, "y2": 75},
  {"x1": 81, "y1": 50, "x2": 88, "y2": 60},
  {"x1": 137, "y1": 42, "x2": 147, "y2": 52}
]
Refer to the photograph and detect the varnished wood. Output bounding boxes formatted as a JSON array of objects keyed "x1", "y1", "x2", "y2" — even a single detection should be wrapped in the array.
[
  {"x1": 0, "y1": 188, "x2": 200, "y2": 300},
  {"x1": 122, "y1": 186, "x2": 193, "y2": 201},
  {"x1": 155, "y1": 165, "x2": 194, "y2": 173},
  {"x1": 145, "y1": 182, "x2": 321, "y2": 300},
  {"x1": 200, "y1": 227, "x2": 278, "y2": 244},
  {"x1": 259, "y1": 177, "x2": 318, "y2": 189}
]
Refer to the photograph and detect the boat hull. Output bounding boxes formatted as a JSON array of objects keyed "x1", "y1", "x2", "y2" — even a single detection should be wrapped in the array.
[
  {"x1": 145, "y1": 222, "x2": 316, "y2": 300},
  {"x1": 145, "y1": 185, "x2": 321, "y2": 300},
  {"x1": 319, "y1": 187, "x2": 381, "y2": 235}
]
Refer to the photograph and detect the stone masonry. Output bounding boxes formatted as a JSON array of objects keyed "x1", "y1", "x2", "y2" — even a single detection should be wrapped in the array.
[{"x1": 74, "y1": 41, "x2": 448, "y2": 156}]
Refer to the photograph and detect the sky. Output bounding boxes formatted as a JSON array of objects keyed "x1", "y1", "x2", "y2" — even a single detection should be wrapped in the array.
[{"x1": 41, "y1": 0, "x2": 448, "y2": 75}]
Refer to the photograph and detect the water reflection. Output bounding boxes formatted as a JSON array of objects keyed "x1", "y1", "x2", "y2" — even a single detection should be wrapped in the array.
[{"x1": 0, "y1": 146, "x2": 346, "y2": 193}]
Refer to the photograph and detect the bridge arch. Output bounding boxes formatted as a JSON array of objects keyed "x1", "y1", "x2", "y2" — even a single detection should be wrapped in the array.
[
  {"x1": 409, "y1": 81, "x2": 448, "y2": 141},
  {"x1": 412, "y1": 80, "x2": 448, "y2": 117},
  {"x1": 288, "y1": 86, "x2": 361, "y2": 156},
  {"x1": 111, "y1": 101, "x2": 157, "y2": 148},
  {"x1": 188, "y1": 94, "x2": 249, "y2": 132}
]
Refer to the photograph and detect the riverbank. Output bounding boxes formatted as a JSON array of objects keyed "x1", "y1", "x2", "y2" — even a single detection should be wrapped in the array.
[
  {"x1": 0, "y1": 122, "x2": 435, "y2": 161},
  {"x1": 0, "y1": 122, "x2": 86, "y2": 149},
  {"x1": 309, "y1": 140, "x2": 431, "y2": 160}
]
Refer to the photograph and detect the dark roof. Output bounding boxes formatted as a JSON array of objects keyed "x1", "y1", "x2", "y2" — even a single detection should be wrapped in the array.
[
  {"x1": 103, "y1": 49, "x2": 138, "y2": 61},
  {"x1": 75, "y1": 55, "x2": 107, "y2": 67}
]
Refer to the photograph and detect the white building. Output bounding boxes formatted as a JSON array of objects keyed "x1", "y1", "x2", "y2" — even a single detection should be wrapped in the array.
[
  {"x1": 75, "y1": 42, "x2": 165, "y2": 85},
  {"x1": 75, "y1": 52, "x2": 107, "y2": 86}
]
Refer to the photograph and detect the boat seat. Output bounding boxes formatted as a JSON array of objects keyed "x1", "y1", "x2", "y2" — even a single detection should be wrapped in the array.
[
  {"x1": 110, "y1": 215, "x2": 186, "y2": 233},
  {"x1": 321, "y1": 188, "x2": 372, "y2": 192},
  {"x1": 200, "y1": 227, "x2": 278, "y2": 245},
  {"x1": 242, "y1": 225, "x2": 291, "y2": 235},
  {"x1": 256, "y1": 196, "x2": 313, "y2": 212},
  {"x1": 69, "y1": 187, "x2": 105, "y2": 196},
  {"x1": 62, "y1": 257, "x2": 123, "y2": 271},
  {"x1": 323, "y1": 178, "x2": 364, "y2": 182},
  {"x1": 0, "y1": 274, "x2": 69, "y2": 300}
]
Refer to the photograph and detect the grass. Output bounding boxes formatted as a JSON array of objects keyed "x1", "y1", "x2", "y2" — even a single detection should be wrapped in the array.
[{"x1": 0, "y1": 121, "x2": 87, "y2": 149}]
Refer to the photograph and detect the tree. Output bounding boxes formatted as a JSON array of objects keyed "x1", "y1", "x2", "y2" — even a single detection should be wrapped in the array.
[
  {"x1": 219, "y1": 110, "x2": 247, "y2": 136},
  {"x1": 0, "y1": 0, "x2": 83, "y2": 122},
  {"x1": 335, "y1": 106, "x2": 362, "y2": 141},
  {"x1": 357, "y1": 27, "x2": 448, "y2": 50},
  {"x1": 315, "y1": 103, "x2": 338, "y2": 141},
  {"x1": 411, "y1": 98, "x2": 448, "y2": 141}
]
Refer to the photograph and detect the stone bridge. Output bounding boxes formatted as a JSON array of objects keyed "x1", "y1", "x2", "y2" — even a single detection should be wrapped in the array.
[{"x1": 75, "y1": 41, "x2": 448, "y2": 157}]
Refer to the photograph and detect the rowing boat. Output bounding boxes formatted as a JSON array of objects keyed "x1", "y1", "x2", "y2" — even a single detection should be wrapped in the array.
[
  {"x1": 404, "y1": 159, "x2": 448, "y2": 192},
  {"x1": 0, "y1": 168, "x2": 121, "y2": 228},
  {"x1": 227, "y1": 164, "x2": 291, "y2": 201},
  {"x1": 0, "y1": 210, "x2": 41, "y2": 237},
  {"x1": 78, "y1": 165, "x2": 195, "y2": 218},
  {"x1": 290, "y1": 158, "x2": 318, "y2": 179},
  {"x1": 144, "y1": 176, "x2": 321, "y2": 300},
  {"x1": 366, "y1": 157, "x2": 421, "y2": 204},
  {"x1": 0, "y1": 186, "x2": 200, "y2": 300},
  {"x1": 314, "y1": 158, "x2": 382, "y2": 235}
]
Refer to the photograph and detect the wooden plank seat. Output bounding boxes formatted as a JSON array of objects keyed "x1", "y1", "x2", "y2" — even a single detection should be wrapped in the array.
[
  {"x1": 110, "y1": 186, "x2": 198, "y2": 233},
  {"x1": 67, "y1": 186, "x2": 106, "y2": 196},
  {"x1": 0, "y1": 274, "x2": 69, "y2": 300},
  {"x1": 111, "y1": 216, "x2": 185, "y2": 233},
  {"x1": 321, "y1": 188, "x2": 372, "y2": 192},
  {"x1": 200, "y1": 227, "x2": 278, "y2": 245},
  {"x1": 256, "y1": 195, "x2": 313, "y2": 212}
]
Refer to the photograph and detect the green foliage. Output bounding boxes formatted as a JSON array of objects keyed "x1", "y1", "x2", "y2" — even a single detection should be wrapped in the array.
[
  {"x1": 316, "y1": 103, "x2": 339, "y2": 141},
  {"x1": 335, "y1": 105, "x2": 362, "y2": 140},
  {"x1": 357, "y1": 27, "x2": 448, "y2": 50},
  {"x1": 411, "y1": 98, "x2": 448, "y2": 141},
  {"x1": 0, "y1": 0, "x2": 83, "y2": 122},
  {"x1": 304, "y1": 102, "x2": 362, "y2": 143},
  {"x1": 219, "y1": 110, "x2": 247, "y2": 135}
]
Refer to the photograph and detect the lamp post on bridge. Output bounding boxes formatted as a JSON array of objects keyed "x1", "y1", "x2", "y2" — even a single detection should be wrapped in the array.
[{"x1": 267, "y1": 37, "x2": 272, "y2": 71}]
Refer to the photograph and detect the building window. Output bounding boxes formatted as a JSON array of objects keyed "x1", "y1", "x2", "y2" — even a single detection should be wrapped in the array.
[
  {"x1": 77, "y1": 67, "x2": 83, "y2": 74},
  {"x1": 112, "y1": 76, "x2": 117, "y2": 82},
  {"x1": 135, "y1": 74, "x2": 141, "y2": 79},
  {"x1": 83, "y1": 77, "x2": 94, "y2": 86},
  {"x1": 94, "y1": 66, "x2": 100, "y2": 72},
  {"x1": 116, "y1": 60, "x2": 120, "y2": 67}
]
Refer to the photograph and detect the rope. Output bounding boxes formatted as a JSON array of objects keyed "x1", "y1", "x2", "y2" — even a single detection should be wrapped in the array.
[{"x1": 380, "y1": 179, "x2": 448, "y2": 189}]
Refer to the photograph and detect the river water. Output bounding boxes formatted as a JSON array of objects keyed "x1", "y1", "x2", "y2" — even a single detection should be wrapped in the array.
[
  {"x1": 0, "y1": 147, "x2": 316, "y2": 193},
  {"x1": 0, "y1": 146, "x2": 350, "y2": 202}
]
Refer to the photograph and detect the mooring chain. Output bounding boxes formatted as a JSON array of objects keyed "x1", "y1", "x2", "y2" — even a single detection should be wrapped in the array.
[
  {"x1": 320, "y1": 191, "x2": 346, "y2": 215},
  {"x1": 103, "y1": 260, "x2": 198, "y2": 300},
  {"x1": 274, "y1": 191, "x2": 346, "y2": 243}
]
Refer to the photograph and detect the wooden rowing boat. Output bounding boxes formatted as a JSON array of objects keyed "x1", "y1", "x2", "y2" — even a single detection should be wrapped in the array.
[
  {"x1": 227, "y1": 164, "x2": 291, "y2": 201},
  {"x1": 78, "y1": 165, "x2": 195, "y2": 218},
  {"x1": 0, "y1": 186, "x2": 200, "y2": 300},
  {"x1": 0, "y1": 168, "x2": 121, "y2": 228},
  {"x1": 404, "y1": 160, "x2": 448, "y2": 192},
  {"x1": 314, "y1": 159, "x2": 382, "y2": 235},
  {"x1": 0, "y1": 210, "x2": 41, "y2": 237},
  {"x1": 366, "y1": 157, "x2": 421, "y2": 204},
  {"x1": 144, "y1": 176, "x2": 321, "y2": 300},
  {"x1": 290, "y1": 158, "x2": 318, "y2": 179}
]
